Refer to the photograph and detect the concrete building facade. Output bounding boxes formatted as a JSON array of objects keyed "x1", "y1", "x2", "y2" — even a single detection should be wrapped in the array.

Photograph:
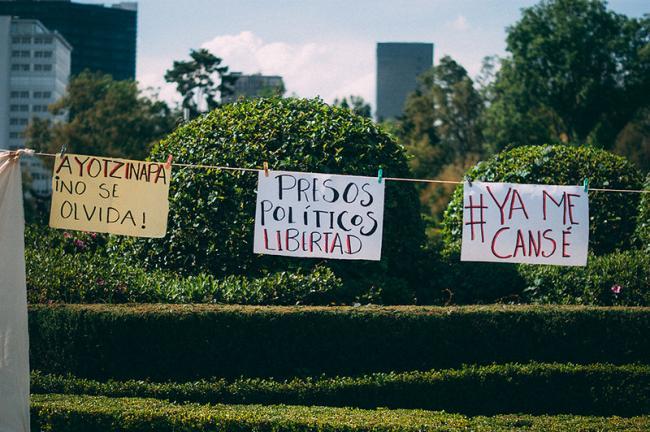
[
  {"x1": 376, "y1": 42, "x2": 434, "y2": 121},
  {"x1": 0, "y1": 16, "x2": 70, "y2": 195},
  {"x1": 0, "y1": 0, "x2": 137, "y2": 80},
  {"x1": 223, "y1": 73, "x2": 285, "y2": 104}
]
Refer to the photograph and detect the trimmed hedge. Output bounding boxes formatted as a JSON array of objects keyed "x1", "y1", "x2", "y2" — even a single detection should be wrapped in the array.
[
  {"x1": 519, "y1": 250, "x2": 650, "y2": 305},
  {"x1": 30, "y1": 394, "x2": 650, "y2": 432},
  {"x1": 29, "y1": 305, "x2": 650, "y2": 381},
  {"x1": 31, "y1": 363, "x2": 650, "y2": 416}
]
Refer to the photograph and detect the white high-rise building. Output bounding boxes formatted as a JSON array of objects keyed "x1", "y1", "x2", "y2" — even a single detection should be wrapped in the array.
[{"x1": 0, "y1": 16, "x2": 71, "y2": 195}]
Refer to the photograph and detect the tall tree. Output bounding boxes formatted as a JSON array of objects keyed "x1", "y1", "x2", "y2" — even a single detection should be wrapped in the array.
[
  {"x1": 400, "y1": 55, "x2": 485, "y2": 177},
  {"x1": 396, "y1": 56, "x2": 485, "y2": 227},
  {"x1": 164, "y1": 48, "x2": 237, "y2": 118},
  {"x1": 25, "y1": 71, "x2": 177, "y2": 160},
  {"x1": 333, "y1": 95, "x2": 372, "y2": 118},
  {"x1": 485, "y1": 0, "x2": 650, "y2": 150}
]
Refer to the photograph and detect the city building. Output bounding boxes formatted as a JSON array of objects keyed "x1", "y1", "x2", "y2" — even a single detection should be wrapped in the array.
[
  {"x1": 376, "y1": 42, "x2": 434, "y2": 121},
  {"x1": 223, "y1": 73, "x2": 285, "y2": 104},
  {"x1": 0, "y1": 16, "x2": 71, "y2": 195},
  {"x1": 0, "y1": 0, "x2": 137, "y2": 80}
]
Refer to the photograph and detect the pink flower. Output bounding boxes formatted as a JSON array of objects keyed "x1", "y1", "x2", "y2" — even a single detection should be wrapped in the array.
[
  {"x1": 611, "y1": 284, "x2": 622, "y2": 294},
  {"x1": 63, "y1": 232, "x2": 72, "y2": 239},
  {"x1": 89, "y1": 232, "x2": 97, "y2": 239},
  {"x1": 73, "y1": 239, "x2": 86, "y2": 250}
]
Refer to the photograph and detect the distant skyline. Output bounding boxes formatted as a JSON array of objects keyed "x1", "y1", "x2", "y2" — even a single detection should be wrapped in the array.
[{"x1": 80, "y1": 0, "x2": 648, "y2": 108}]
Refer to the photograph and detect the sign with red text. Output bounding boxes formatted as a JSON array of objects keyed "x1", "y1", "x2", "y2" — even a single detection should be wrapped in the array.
[
  {"x1": 49, "y1": 153, "x2": 171, "y2": 237},
  {"x1": 254, "y1": 170, "x2": 385, "y2": 260},
  {"x1": 461, "y1": 181, "x2": 588, "y2": 266}
]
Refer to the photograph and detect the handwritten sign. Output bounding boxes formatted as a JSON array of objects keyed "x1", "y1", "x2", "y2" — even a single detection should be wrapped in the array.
[
  {"x1": 49, "y1": 153, "x2": 170, "y2": 237},
  {"x1": 254, "y1": 170, "x2": 385, "y2": 260},
  {"x1": 461, "y1": 181, "x2": 588, "y2": 266}
]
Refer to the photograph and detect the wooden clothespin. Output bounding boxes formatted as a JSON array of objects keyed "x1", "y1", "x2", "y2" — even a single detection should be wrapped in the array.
[
  {"x1": 59, "y1": 143, "x2": 68, "y2": 158},
  {"x1": 165, "y1": 154, "x2": 173, "y2": 170},
  {"x1": 583, "y1": 178, "x2": 589, "y2": 193},
  {"x1": 263, "y1": 161, "x2": 269, "y2": 177},
  {"x1": 377, "y1": 167, "x2": 383, "y2": 184},
  {"x1": 465, "y1": 175, "x2": 473, "y2": 187}
]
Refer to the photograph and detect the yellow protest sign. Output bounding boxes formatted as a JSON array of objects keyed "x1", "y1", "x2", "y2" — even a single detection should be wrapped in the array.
[{"x1": 49, "y1": 153, "x2": 171, "y2": 238}]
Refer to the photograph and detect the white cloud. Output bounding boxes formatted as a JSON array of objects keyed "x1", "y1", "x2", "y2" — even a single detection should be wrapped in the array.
[
  {"x1": 137, "y1": 56, "x2": 181, "y2": 107},
  {"x1": 200, "y1": 31, "x2": 375, "y2": 106},
  {"x1": 449, "y1": 15, "x2": 470, "y2": 31}
]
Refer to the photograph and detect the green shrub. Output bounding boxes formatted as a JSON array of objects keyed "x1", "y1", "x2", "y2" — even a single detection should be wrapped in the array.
[
  {"x1": 636, "y1": 175, "x2": 650, "y2": 251},
  {"x1": 120, "y1": 97, "x2": 424, "y2": 300},
  {"x1": 519, "y1": 250, "x2": 650, "y2": 305},
  {"x1": 443, "y1": 145, "x2": 644, "y2": 255},
  {"x1": 26, "y1": 225, "x2": 342, "y2": 305},
  {"x1": 28, "y1": 305, "x2": 650, "y2": 381},
  {"x1": 31, "y1": 363, "x2": 650, "y2": 416},
  {"x1": 31, "y1": 394, "x2": 650, "y2": 432}
]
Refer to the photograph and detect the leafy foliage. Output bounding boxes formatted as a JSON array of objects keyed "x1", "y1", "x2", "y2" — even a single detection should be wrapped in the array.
[
  {"x1": 25, "y1": 70, "x2": 177, "y2": 161},
  {"x1": 32, "y1": 363, "x2": 650, "y2": 416},
  {"x1": 519, "y1": 250, "x2": 650, "y2": 305},
  {"x1": 636, "y1": 175, "x2": 650, "y2": 251},
  {"x1": 442, "y1": 145, "x2": 644, "y2": 255},
  {"x1": 332, "y1": 95, "x2": 372, "y2": 118},
  {"x1": 32, "y1": 394, "x2": 650, "y2": 432},
  {"x1": 29, "y1": 304, "x2": 650, "y2": 381},
  {"x1": 123, "y1": 97, "x2": 423, "y2": 301},
  {"x1": 25, "y1": 225, "x2": 342, "y2": 305},
  {"x1": 483, "y1": 0, "x2": 650, "y2": 150}
]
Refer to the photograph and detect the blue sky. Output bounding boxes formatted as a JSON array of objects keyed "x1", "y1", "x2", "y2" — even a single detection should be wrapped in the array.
[{"x1": 84, "y1": 0, "x2": 647, "y2": 108}]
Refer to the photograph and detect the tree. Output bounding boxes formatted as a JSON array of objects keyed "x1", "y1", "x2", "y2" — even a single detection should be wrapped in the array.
[
  {"x1": 25, "y1": 71, "x2": 177, "y2": 160},
  {"x1": 332, "y1": 95, "x2": 372, "y2": 118},
  {"x1": 484, "y1": 0, "x2": 650, "y2": 150},
  {"x1": 396, "y1": 56, "x2": 485, "y2": 226},
  {"x1": 164, "y1": 48, "x2": 237, "y2": 118}
]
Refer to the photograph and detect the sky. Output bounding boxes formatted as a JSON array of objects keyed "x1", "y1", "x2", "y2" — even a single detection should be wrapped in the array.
[{"x1": 85, "y1": 0, "x2": 647, "y2": 109}]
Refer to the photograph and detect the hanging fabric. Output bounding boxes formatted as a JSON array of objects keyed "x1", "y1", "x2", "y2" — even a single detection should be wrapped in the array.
[{"x1": 0, "y1": 152, "x2": 30, "y2": 432}]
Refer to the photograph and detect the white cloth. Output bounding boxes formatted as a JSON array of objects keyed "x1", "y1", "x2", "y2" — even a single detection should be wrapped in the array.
[{"x1": 0, "y1": 153, "x2": 30, "y2": 432}]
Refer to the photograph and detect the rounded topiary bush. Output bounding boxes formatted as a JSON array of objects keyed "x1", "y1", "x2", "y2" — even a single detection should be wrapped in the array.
[
  {"x1": 636, "y1": 175, "x2": 649, "y2": 251},
  {"x1": 124, "y1": 97, "x2": 423, "y2": 300},
  {"x1": 442, "y1": 145, "x2": 644, "y2": 256}
]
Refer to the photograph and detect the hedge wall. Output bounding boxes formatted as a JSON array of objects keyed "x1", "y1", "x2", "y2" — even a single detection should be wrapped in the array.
[
  {"x1": 31, "y1": 394, "x2": 650, "y2": 432},
  {"x1": 32, "y1": 363, "x2": 650, "y2": 416},
  {"x1": 29, "y1": 305, "x2": 650, "y2": 380}
]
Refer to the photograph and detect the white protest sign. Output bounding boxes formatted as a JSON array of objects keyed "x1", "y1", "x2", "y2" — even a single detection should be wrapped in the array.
[
  {"x1": 254, "y1": 170, "x2": 385, "y2": 260},
  {"x1": 49, "y1": 153, "x2": 171, "y2": 238},
  {"x1": 461, "y1": 181, "x2": 589, "y2": 266}
]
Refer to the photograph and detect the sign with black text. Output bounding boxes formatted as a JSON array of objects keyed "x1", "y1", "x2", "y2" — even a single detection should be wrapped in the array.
[
  {"x1": 49, "y1": 153, "x2": 170, "y2": 237},
  {"x1": 254, "y1": 170, "x2": 385, "y2": 260},
  {"x1": 461, "y1": 181, "x2": 589, "y2": 266}
]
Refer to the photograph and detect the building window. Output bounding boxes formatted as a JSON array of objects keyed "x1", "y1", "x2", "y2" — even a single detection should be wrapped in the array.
[
  {"x1": 34, "y1": 64, "x2": 53, "y2": 72},
  {"x1": 43, "y1": 51, "x2": 52, "y2": 58},
  {"x1": 10, "y1": 91, "x2": 19, "y2": 98},
  {"x1": 10, "y1": 118, "x2": 19, "y2": 125},
  {"x1": 13, "y1": 64, "x2": 30, "y2": 72},
  {"x1": 43, "y1": 64, "x2": 52, "y2": 71},
  {"x1": 43, "y1": 91, "x2": 52, "y2": 98},
  {"x1": 11, "y1": 50, "x2": 20, "y2": 57},
  {"x1": 9, "y1": 132, "x2": 21, "y2": 139},
  {"x1": 21, "y1": 37, "x2": 30, "y2": 44},
  {"x1": 20, "y1": 105, "x2": 28, "y2": 112},
  {"x1": 33, "y1": 105, "x2": 42, "y2": 112},
  {"x1": 10, "y1": 105, "x2": 19, "y2": 112},
  {"x1": 11, "y1": 36, "x2": 20, "y2": 44},
  {"x1": 33, "y1": 37, "x2": 42, "y2": 44},
  {"x1": 21, "y1": 91, "x2": 29, "y2": 98},
  {"x1": 11, "y1": 64, "x2": 20, "y2": 71},
  {"x1": 22, "y1": 50, "x2": 30, "y2": 57},
  {"x1": 34, "y1": 91, "x2": 42, "y2": 98},
  {"x1": 20, "y1": 118, "x2": 29, "y2": 126}
]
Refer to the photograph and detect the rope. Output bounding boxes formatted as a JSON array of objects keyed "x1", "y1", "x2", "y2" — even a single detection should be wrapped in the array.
[{"x1": 4, "y1": 149, "x2": 649, "y2": 194}]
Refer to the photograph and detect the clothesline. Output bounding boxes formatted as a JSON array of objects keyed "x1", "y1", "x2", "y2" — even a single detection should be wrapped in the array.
[{"x1": 2, "y1": 148, "x2": 649, "y2": 194}]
